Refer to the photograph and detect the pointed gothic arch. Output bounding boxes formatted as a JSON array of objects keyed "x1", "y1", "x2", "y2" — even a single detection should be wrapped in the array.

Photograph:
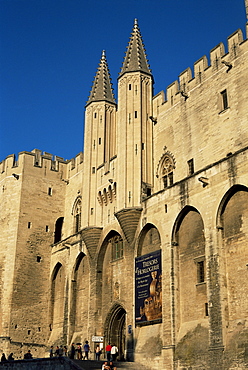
[
  {"x1": 72, "y1": 196, "x2": 82, "y2": 233},
  {"x1": 69, "y1": 252, "x2": 89, "y2": 341},
  {"x1": 156, "y1": 150, "x2": 176, "y2": 189},
  {"x1": 50, "y1": 262, "x2": 65, "y2": 332},
  {"x1": 216, "y1": 184, "x2": 248, "y2": 228},
  {"x1": 216, "y1": 185, "x2": 248, "y2": 331},
  {"x1": 104, "y1": 303, "x2": 126, "y2": 361},
  {"x1": 171, "y1": 206, "x2": 207, "y2": 340},
  {"x1": 137, "y1": 223, "x2": 161, "y2": 257}
]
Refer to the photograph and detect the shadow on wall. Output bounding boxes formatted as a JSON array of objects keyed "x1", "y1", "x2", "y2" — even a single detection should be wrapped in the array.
[
  {"x1": 140, "y1": 335, "x2": 163, "y2": 358},
  {"x1": 224, "y1": 326, "x2": 248, "y2": 368},
  {"x1": 175, "y1": 324, "x2": 209, "y2": 368}
]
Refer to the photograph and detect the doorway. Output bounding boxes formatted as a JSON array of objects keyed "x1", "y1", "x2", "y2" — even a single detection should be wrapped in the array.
[{"x1": 105, "y1": 304, "x2": 126, "y2": 361}]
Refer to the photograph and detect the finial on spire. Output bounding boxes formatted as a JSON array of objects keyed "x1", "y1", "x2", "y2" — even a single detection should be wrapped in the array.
[
  {"x1": 134, "y1": 18, "x2": 138, "y2": 25},
  {"x1": 102, "y1": 50, "x2": 106, "y2": 57}
]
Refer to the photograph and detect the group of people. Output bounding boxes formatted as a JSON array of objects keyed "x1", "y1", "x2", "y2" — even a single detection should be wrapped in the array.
[
  {"x1": 105, "y1": 343, "x2": 118, "y2": 362},
  {"x1": 49, "y1": 345, "x2": 67, "y2": 357},
  {"x1": 102, "y1": 360, "x2": 117, "y2": 370},
  {"x1": 1, "y1": 350, "x2": 33, "y2": 362},
  {"x1": 68, "y1": 341, "x2": 90, "y2": 360},
  {"x1": 1, "y1": 353, "x2": 15, "y2": 362}
]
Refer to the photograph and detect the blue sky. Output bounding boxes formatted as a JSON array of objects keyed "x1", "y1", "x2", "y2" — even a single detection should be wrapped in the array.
[{"x1": 0, "y1": 0, "x2": 247, "y2": 162}]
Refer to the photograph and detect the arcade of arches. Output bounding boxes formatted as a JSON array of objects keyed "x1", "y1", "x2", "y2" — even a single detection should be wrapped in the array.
[{"x1": 48, "y1": 186, "x2": 248, "y2": 368}]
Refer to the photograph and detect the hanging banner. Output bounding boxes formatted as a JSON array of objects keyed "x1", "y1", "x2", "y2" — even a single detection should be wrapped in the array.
[{"x1": 135, "y1": 249, "x2": 162, "y2": 325}]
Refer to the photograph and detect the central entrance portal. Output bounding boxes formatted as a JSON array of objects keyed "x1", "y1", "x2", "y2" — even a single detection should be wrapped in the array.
[{"x1": 105, "y1": 304, "x2": 126, "y2": 361}]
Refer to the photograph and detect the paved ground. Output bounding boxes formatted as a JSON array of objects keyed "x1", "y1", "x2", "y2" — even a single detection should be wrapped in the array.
[{"x1": 72, "y1": 359, "x2": 149, "y2": 370}]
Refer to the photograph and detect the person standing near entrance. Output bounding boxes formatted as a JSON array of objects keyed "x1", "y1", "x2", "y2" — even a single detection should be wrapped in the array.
[
  {"x1": 70, "y1": 343, "x2": 75, "y2": 359},
  {"x1": 105, "y1": 343, "x2": 112, "y2": 361},
  {"x1": 83, "y1": 340, "x2": 90, "y2": 360},
  {"x1": 95, "y1": 344, "x2": 101, "y2": 360},
  {"x1": 110, "y1": 344, "x2": 118, "y2": 361}
]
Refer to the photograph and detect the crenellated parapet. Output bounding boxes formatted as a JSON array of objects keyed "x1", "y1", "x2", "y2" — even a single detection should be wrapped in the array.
[
  {"x1": 0, "y1": 149, "x2": 85, "y2": 182},
  {"x1": 153, "y1": 28, "x2": 247, "y2": 110},
  {"x1": 0, "y1": 149, "x2": 68, "y2": 180},
  {"x1": 67, "y1": 152, "x2": 84, "y2": 178}
]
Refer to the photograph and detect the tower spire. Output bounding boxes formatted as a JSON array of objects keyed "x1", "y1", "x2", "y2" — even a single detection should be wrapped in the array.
[
  {"x1": 119, "y1": 18, "x2": 152, "y2": 78},
  {"x1": 86, "y1": 50, "x2": 116, "y2": 106}
]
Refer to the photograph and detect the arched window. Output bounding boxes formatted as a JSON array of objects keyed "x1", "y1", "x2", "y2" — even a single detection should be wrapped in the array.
[
  {"x1": 111, "y1": 235, "x2": 123, "y2": 260},
  {"x1": 157, "y1": 152, "x2": 175, "y2": 189},
  {"x1": 54, "y1": 217, "x2": 64, "y2": 243},
  {"x1": 72, "y1": 197, "x2": 82, "y2": 233}
]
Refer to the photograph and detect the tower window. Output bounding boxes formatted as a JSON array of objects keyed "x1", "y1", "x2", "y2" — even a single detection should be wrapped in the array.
[
  {"x1": 205, "y1": 303, "x2": 209, "y2": 316},
  {"x1": 134, "y1": 111, "x2": 137, "y2": 118},
  {"x1": 45, "y1": 225, "x2": 49, "y2": 232},
  {"x1": 92, "y1": 167, "x2": 95, "y2": 174},
  {"x1": 188, "y1": 159, "x2": 194, "y2": 175},
  {"x1": 197, "y1": 260, "x2": 205, "y2": 283},
  {"x1": 94, "y1": 112, "x2": 97, "y2": 118},
  {"x1": 37, "y1": 256, "x2": 42, "y2": 263},
  {"x1": 99, "y1": 138, "x2": 101, "y2": 145},
  {"x1": 28, "y1": 222, "x2": 32, "y2": 229},
  {"x1": 129, "y1": 84, "x2": 132, "y2": 90},
  {"x1": 220, "y1": 89, "x2": 228, "y2": 111},
  {"x1": 48, "y1": 187, "x2": 52, "y2": 196}
]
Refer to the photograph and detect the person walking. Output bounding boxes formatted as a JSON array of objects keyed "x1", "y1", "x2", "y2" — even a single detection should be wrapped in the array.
[
  {"x1": 49, "y1": 346, "x2": 53, "y2": 357},
  {"x1": 77, "y1": 344, "x2": 82, "y2": 360},
  {"x1": 110, "y1": 344, "x2": 118, "y2": 361},
  {"x1": 83, "y1": 340, "x2": 90, "y2": 360},
  {"x1": 105, "y1": 343, "x2": 112, "y2": 361}
]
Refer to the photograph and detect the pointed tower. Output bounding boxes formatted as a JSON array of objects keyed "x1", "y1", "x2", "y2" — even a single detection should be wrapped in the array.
[
  {"x1": 116, "y1": 19, "x2": 154, "y2": 210},
  {"x1": 82, "y1": 51, "x2": 117, "y2": 227}
]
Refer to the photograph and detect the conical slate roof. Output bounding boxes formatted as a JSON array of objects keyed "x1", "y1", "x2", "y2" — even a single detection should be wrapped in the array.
[
  {"x1": 119, "y1": 19, "x2": 152, "y2": 78},
  {"x1": 86, "y1": 50, "x2": 116, "y2": 106}
]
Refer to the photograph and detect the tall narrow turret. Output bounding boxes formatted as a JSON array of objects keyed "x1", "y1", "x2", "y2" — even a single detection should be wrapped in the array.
[
  {"x1": 83, "y1": 51, "x2": 117, "y2": 227},
  {"x1": 117, "y1": 19, "x2": 154, "y2": 209}
]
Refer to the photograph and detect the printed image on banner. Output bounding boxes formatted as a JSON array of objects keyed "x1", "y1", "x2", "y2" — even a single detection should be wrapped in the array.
[{"x1": 135, "y1": 249, "x2": 162, "y2": 324}]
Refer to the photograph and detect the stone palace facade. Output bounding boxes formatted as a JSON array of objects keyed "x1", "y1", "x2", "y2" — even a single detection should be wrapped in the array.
[{"x1": 1, "y1": 4, "x2": 248, "y2": 369}]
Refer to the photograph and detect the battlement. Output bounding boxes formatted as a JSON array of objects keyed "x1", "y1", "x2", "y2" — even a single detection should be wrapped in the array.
[
  {"x1": 153, "y1": 28, "x2": 247, "y2": 109},
  {"x1": 0, "y1": 149, "x2": 84, "y2": 182},
  {"x1": 67, "y1": 152, "x2": 84, "y2": 177},
  {"x1": 0, "y1": 149, "x2": 68, "y2": 178}
]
